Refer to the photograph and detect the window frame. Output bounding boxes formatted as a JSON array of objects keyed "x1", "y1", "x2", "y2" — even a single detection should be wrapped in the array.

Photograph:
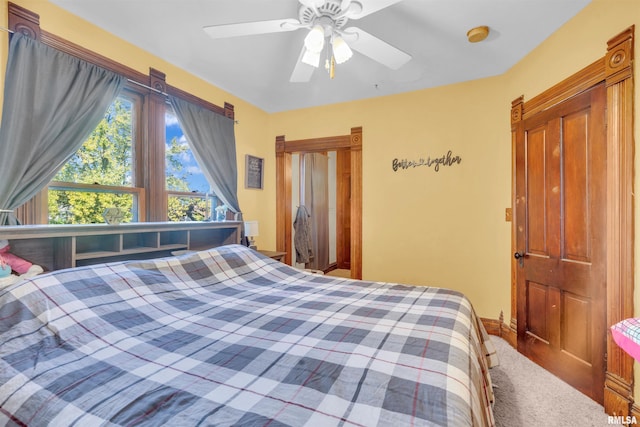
[
  {"x1": 48, "y1": 181, "x2": 146, "y2": 223},
  {"x1": 45, "y1": 89, "x2": 146, "y2": 224},
  {"x1": 164, "y1": 102, "x2": 220, "y2": 222},
  {"x1": 166, "y1": 190, "x2": 219, "y2": 222}
]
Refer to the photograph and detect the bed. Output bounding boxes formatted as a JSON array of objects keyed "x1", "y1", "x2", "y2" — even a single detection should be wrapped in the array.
[{"x1": 0, "y1": 244, "x2": 496, "y2": 426}]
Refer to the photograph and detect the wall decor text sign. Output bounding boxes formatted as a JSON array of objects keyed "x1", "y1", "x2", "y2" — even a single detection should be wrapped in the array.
[{"x1": 392, "y1": 150, "x2": 462, "y2": 172}]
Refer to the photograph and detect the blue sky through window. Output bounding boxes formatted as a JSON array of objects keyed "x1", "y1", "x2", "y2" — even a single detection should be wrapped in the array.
[{"x1": 165, "y1": 112, "x2": 210, "y2": 193}]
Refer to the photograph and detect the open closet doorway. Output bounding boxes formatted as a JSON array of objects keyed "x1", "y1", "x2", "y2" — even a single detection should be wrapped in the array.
[
  {"x1": 275, "y1": 127, "x2": 362, "y2": 279},
  {"x1": 291, "y1": 151, "x2": 350, "y2": 275}
]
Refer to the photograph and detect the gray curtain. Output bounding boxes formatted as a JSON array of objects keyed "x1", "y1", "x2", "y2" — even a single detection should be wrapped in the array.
[
  {"x1": 169, "y1": 96, "x2": 241, "y2": 214},
  {"x1": 0, "y1": 33, "x2": 126, "y2": 225}
]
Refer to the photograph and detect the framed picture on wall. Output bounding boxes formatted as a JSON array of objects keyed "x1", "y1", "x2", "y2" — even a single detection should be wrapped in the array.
[{"x1": 245, "y1": 154, "x2": 264, "y2": 189}]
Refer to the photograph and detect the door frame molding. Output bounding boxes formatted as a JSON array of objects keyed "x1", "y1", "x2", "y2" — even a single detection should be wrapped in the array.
[
  {"x1": 510, "y1": 26, "x2": 635, "y2": 416},
  {"x1": 275, "y1": 127, "x2": 363, "y2": 279}
]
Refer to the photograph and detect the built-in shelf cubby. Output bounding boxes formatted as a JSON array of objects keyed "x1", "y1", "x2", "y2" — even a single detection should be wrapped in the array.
[
  {"x1": 76, "y1": 234, "x2": 121, "y2": 259},
  {"x1": 122, "y1": 232, "x2": 159, "y2": 251},
  {"x1": 159, "y1": 230, "x2": 188, "y2": 247},
  {"x1": 1, "y1": 221, "x2": 241, "y2": 271}
]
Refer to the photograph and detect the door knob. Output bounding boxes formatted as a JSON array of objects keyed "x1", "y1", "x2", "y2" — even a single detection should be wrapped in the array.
[{"x1": 514, "y1": 252, "x2": 524, "y2": 259}]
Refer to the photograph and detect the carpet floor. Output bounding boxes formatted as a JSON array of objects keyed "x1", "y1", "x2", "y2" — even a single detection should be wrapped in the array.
[{"x1": 490, "y1": 337, "x2": 610, "y2": 426}]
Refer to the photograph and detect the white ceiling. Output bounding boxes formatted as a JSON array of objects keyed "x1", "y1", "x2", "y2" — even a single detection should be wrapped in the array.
[{"x1": 49, "y1": 0, "x2": 591, "y2": 113}]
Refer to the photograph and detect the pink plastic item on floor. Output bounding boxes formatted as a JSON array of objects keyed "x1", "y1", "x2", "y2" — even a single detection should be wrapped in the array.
[{"x1": 611, "y1": 317, "x2": 640, "y2": 362}]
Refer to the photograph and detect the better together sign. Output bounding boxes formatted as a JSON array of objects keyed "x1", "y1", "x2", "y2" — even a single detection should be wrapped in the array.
[{"x1": 392, "y1": 150, "x2": 462, "y2": 172}]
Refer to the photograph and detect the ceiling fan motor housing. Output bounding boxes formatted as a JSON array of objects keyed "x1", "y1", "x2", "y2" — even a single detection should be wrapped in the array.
[{"x1": 299, "y1": 0, "x2": 350, "y2": 31}]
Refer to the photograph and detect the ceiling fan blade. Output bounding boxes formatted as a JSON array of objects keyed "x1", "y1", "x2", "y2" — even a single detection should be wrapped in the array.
[
  {"x1": 343, "y1": 26, "x2": 411, "y2": 69},
  {"x1": 203, "y1": 19, "x2": 302, "y2": 39},
  {"x1": 290, "y1": 46, "x2": 316, "y2": 83},
  {"x1": 344, "y1": 0, "x2": 403, "y2": 19}
]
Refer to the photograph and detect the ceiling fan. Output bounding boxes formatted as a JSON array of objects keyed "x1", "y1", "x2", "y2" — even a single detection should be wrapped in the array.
[{"x1": 203, "y1": 0, "x2": 412, "y2": 82}]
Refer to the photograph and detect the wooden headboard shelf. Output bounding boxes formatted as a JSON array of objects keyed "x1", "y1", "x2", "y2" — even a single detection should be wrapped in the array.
[{"x1": 1, "y1": 221, "x2": 241, "y2": 271}]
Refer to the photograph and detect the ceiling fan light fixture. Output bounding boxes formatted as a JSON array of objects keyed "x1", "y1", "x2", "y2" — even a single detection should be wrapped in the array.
[
  {"x1": 304, "y1": 24, "x2": 325, "y2": 53},
  {"x1": 302, "y1": 48, "x2": 321, "y2": 67},
  {"x1": 332, "y1": 35, "x2": 353, "y2": 64}
]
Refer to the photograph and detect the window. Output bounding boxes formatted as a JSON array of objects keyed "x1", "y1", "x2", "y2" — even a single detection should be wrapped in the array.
[
  {"x1": 9, "y1": 9, "x2": 236, "y2": 226},
  {"x1": 165, "y1": 107, "x2": 218, "y2": 221},
  {"x1": 48, "y1": 94, "x2": 144, "y2": 224}
]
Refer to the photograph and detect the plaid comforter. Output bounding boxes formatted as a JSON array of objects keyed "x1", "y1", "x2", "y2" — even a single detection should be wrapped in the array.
[{"x1": 0, "y1": 244, "x2": 495, "y2": 426}]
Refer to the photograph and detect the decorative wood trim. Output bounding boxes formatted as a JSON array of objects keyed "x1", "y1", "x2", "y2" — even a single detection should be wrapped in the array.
[
  {"x1": 510, "y1": 96, "x2": 523, "y2": 126},
  {"x1": 604, "y1": 25, "x2": 635, "y2": 418},
  {"x1": 147, "y1": 69, "x2": 168, "y2": 221},
  {"x1": 7, "y1": 2, "x2": 39, "y2": 39},
  {"x1": 510, "y1": 96, "x2": 523, "y2": 339},
  {"x1": 224, "y1": 103, "x2": 235, "y2": 121},
  {"x1": 275, "y1": 128, "x2": 363, "y2": 279},
  {"x1": 481, "y1": 314, "x2": 517, "y2": 348},
  {"x1": 282, "y1": 135, "x2": 352, "y2": 153},
  {"x1": 606, "y1": 371, "x2": 635, "y2": 417},
  {"x1": 510, "y1": 26, "x2": 635, "y2": 416},
  {"x1": 522, "y1": 59, "x2": 605, "y2": 119},
  {"x1": 149, "y1": 68, "x2": 167, "y2": 94},
  {"x1": 606, "y1": 27, "x2": 634, "y2": 84},
  {"x1": 275, "y1": 136, "x2": 292, "y2": 264},
  {"x1": 275, "y1": 135, "x2": 286, "y2": 154},
  {"x1": 501, "y1": 323, "x2": 517, "y2": 348},
  {"x1": 165, "y1": 84, "x2": 229, "y2": 118},
  {"x1": 631, "y1": 403, "x2": 640, "y2": 421},
  {"x1": 14, "y1": 189, "x2": 46, "y2": 225},
  {"x1": 349, "y1": 127, "x2": 363, "y2": 279},
  {"x1": 7, "y1": 3, "x2": 231, "y2": 118},
  {"x1": 335, "y1": 150, "x2": 351, "y2": 270},
  {"x1": 481, "y1": 317, "x2": 502, "y2": 336}
]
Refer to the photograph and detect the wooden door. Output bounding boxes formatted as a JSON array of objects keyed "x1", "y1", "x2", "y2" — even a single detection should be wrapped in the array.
[{"x1": 515, "y1": 83, "x2": 607, "y2": 403}]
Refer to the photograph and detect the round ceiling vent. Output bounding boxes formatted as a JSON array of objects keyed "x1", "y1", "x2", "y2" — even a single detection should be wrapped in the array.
[{"x1": 467, "y1": 26, "x2": 490, "y2": 43}]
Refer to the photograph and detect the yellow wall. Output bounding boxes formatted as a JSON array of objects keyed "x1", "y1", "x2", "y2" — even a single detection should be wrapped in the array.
[
  {"x1": 269, "y1": 76, "x2": 512, "y2": 318},
  {"x1": 2, "y1": 0, "x2": 640, "y2": 393}
]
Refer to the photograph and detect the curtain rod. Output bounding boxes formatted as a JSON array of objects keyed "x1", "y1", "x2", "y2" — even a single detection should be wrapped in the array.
[
  {"x1": 0, "y1": 26, "x2": 238, "y2": 124},
  {"x1": 126, "y1": 78, "x2": 168, "y2": 96},
  {"x1": 127, "y1": 79, "x2": 239, "y2": 124},
  {"x1": 125, "y1": 80, "x2": 242, "y2": 124}
]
